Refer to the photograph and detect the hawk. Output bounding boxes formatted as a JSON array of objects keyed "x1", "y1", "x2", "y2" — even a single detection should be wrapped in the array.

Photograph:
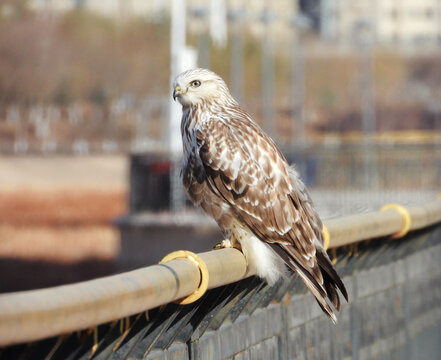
[{"x1": 173, "y1": 68, "x2": 348, "y2": 322}]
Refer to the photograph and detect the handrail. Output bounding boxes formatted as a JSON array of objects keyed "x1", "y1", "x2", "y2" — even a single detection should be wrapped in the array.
[{"x1": 0, "y1": 198, "x2": 440, "y2": 347}]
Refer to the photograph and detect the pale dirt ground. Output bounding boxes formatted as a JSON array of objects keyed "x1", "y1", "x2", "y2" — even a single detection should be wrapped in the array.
[
  {"x1": 0, "y1": 155, "x2": 128, "y2": 191},
  {"x1": 0, "y1": 156, "x2": 128, "y2": 291}
]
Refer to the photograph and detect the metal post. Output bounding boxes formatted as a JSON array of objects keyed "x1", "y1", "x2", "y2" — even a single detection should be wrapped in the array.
[
  {"x1": 355, "y1": 20, "x2": 378, "y2": 189},
  {"x1": 261, "y1": 10, "x2": 276, "y2": 139},
  {"x1": 169, "y1": 0, "x2": 187, "y2": 156},
  {"x1": 291, "y1": 33, "x2": 305, "y2": 145},
  {"x1": 210, "y1": 0, "x2": 227, "y2": 48},
  {"x1": 229, "y1": 9, "x2": 245, "y2": 103},
  {"x1": 190, "y1": 6, "x2": 210, "y2": 69},
  {"x1": 360, "y1": 42, "x2": 376, "y2": 136},
  {"x1": 197, "y1": 32, "x2": 210, "y2": 69},
  {"x1": 290, "y1": 15, "x2": 311, "y2": 147},
  {"x1": 320, "y1": 0, "x2": 336, "y2": 40},
  {"x1": 169, "y1": 0, "x2": 187, "y2": 214}
]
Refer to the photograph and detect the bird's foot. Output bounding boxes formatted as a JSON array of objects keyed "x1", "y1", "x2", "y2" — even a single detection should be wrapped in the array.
[
  {"x1": 221, "y1": 239, "x2": 233, "y2": 248},
  {"x1": 213, "y1": 239, "x2": 232, "y2": 250},
  {"x1": 213, "y1": 239, "x2": 241, "y2": 251}
]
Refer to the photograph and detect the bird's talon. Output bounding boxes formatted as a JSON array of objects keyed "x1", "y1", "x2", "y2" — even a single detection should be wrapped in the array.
[
  {"x1": 212, "y1": 243, "x2": 223, "y2": 250},
  {"x1": 221, "y1": 239, "x2": 233, "y2": 248},
  {"x1": 213, "y1": 239, "x2": 233, "y2": 250}
]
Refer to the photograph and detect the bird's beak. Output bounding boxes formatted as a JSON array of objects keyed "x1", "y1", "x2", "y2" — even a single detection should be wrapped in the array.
[{"x1": 173, "y1": 85, "x2": 182, "y2": 101}]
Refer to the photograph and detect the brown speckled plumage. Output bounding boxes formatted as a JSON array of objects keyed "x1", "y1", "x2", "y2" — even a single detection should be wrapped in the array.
[{"x1": 173, "y1": 68, "x2": 348, "y2": 322}]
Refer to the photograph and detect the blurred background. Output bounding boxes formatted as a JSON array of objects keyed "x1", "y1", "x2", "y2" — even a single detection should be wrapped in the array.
[{"x1": 0, "y1": 0, "x2": 440, "y2": 292}]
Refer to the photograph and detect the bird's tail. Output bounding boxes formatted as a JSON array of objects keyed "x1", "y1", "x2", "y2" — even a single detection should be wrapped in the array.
[
  {"x1": 316, "y1": 248, "x2": 348, "y2": 310},
  {"x1": 270, "y1": 244, "x2": 348, "y2": 323}
]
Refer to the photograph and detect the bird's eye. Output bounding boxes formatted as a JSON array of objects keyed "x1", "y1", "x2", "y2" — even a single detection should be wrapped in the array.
[{"x1": 191, "y1": 80, "x2": 201, "y2": 87}]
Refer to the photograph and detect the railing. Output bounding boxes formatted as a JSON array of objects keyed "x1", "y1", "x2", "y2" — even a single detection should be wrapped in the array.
[
  {"x1": 0, "y1": 198, "x2": 440, "y2": 350},
  {"x1": 129, "y1": 141, "x2": 441, "y2": 214}
]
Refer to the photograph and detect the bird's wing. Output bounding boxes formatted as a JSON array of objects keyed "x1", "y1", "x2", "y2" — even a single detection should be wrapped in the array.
[
  {"x1": 196, "y1": 116, "x2": 317, "y2": 264},
  {"x1": 196, "y1": 115, "x2": 348, "y2": 319},
  {"x1": 287, "y1": 166, "x2": 324, "y2": 246}
]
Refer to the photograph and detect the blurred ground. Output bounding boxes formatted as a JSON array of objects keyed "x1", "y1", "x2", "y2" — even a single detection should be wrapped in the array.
[
  {"x1": 0, "y1": 155, "x2": 127, "y2": 292},
  {"x1": 0, "y1": 156, "x2": 127, "y2": 190}
]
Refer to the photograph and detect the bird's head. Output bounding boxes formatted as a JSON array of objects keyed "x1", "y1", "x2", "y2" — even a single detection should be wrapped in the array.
[{"x1": 172, "y1": 68, "x2": 233, "y2": 107}]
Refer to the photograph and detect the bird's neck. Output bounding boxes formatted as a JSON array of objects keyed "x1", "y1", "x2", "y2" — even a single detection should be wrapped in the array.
[
  {"x1": 180, "y1": 96, "x2": 239, "y2": 139},
  {"x1": 184, "y1": 96, "x2": 237, "y2": 116}
]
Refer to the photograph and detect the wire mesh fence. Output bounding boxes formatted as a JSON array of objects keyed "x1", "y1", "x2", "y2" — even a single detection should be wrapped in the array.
[{"x1": 128, "y1": 140, "x2": 440, "y2": 219}]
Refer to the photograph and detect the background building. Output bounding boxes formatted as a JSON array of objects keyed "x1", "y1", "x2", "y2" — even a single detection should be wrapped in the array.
[{"x1": 318, "y1": 0, "x2": 441, "y2": 49}]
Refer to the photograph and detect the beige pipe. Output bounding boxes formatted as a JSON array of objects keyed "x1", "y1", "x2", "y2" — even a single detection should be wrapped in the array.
[
  {"x1": 326, "y1": 199, "x2": 441, "y2": 248},
  {"x1": 0, "y1": 248, "x2": 248, "y2": 347},
  {"x1": 0, "y1": 199, "x2": 440, "y2": 346},
  {"x1": 326, "y1": 210, "x2": 402, "y2": 248}
]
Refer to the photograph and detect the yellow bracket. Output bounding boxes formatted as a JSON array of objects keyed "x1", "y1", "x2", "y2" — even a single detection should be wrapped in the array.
[
  {"x1": 159, "y1": 250, "x2": 209, "y2": 305},
  {"x1": 380, "y1": 203, "x2": 411, "y2": 239},
  {"x1": 322, "y1": 224, "x2": 330, "y2": 250}
]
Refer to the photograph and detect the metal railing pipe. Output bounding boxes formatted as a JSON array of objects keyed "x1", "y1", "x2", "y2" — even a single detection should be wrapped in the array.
[
  {"x1": 0, "y1": 248, "x2": 249, "y2": 347},
  {"x1": 326, "y1": 199, "x2": 441, "y2": 248},
  {"x1": 0, "y1": 259, "x2": 200, "y2": 346},
  {"x1": 407, "y1": 198, "x2": 441, "y2": 229},
  {"x1": 325, "y1": 210, "x2": 402, "y2": 248}
]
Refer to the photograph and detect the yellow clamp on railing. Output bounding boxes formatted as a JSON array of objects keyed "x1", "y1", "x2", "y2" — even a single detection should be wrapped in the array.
[
  {"x1": 380, "y1": 203, "x2": 411, "y2": 239},
  {"x1": 322, "y1": 224, "x2": 330, "y2": 250},
  {"x1": 159, "y1": 250, "x2": 209, "y2": 305}
]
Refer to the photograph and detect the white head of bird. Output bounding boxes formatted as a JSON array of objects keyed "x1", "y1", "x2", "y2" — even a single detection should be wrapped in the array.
[{"x1": 172, "y1": 68, "x2": 234, "y2": 108}]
